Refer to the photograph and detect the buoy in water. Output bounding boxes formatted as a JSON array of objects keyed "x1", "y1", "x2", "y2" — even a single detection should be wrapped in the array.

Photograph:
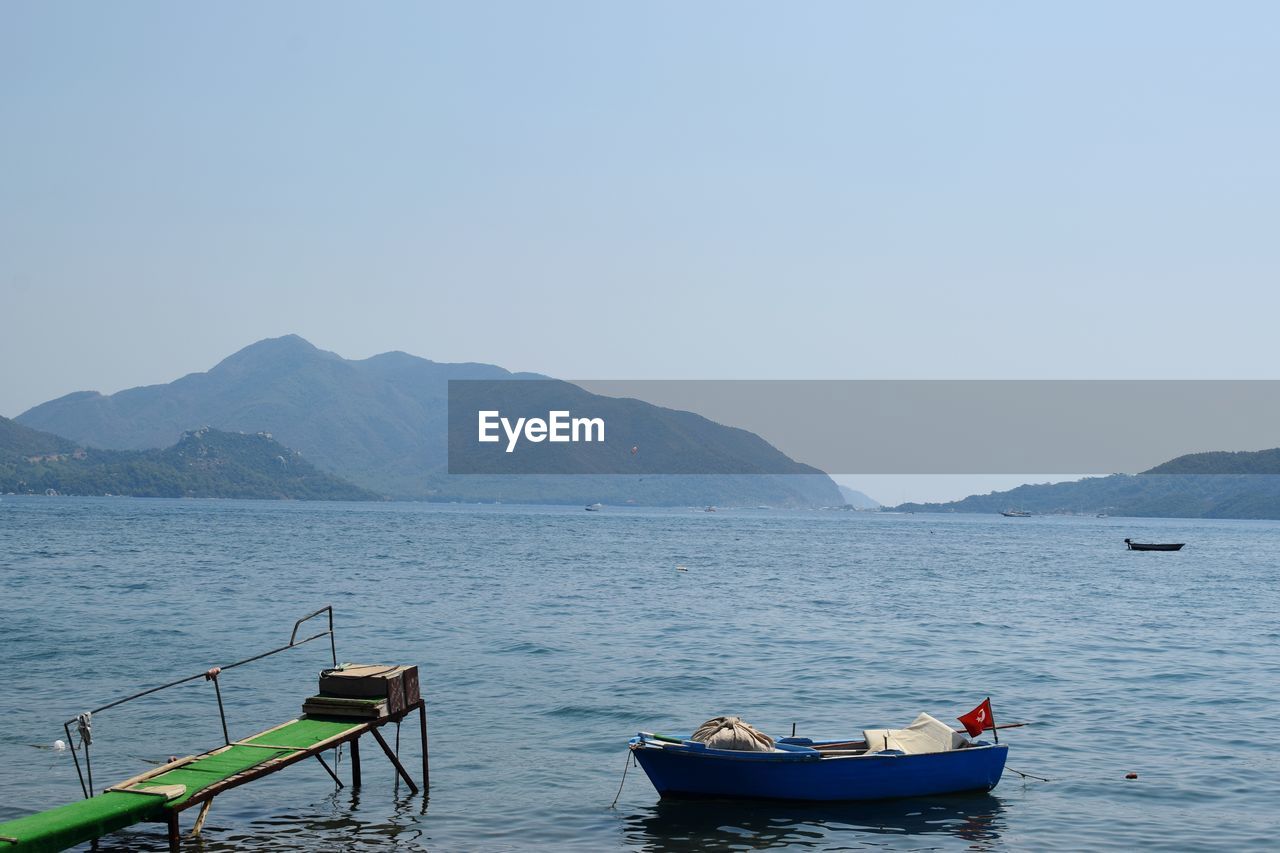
[
  {"x1": 1125, "y1": 772, "x2": 1138, "y2": 780},
  {"x1": 53, "y1": 739, "x2": 67, "y2": 751}
]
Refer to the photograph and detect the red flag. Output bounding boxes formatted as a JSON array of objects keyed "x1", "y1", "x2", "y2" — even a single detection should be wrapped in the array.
[{"x1": 958, "y1": 698, "x2": 994, "y2": 737}]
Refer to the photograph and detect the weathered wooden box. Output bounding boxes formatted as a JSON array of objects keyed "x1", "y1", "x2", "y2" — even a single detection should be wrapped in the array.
[{"x1": 318, "y1": 664, "x2": 419, "y2": 716}]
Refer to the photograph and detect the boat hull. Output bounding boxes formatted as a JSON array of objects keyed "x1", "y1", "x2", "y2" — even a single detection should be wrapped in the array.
[
  {"x1": 630, "y1": 741, "x2": 1008, "y2": 802},
  {"x1": 1127, "y1": 543, "x2": 1184, "y2": 551}
]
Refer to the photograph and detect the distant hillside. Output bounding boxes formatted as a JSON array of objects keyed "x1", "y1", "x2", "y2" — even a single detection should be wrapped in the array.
[
  {"x1": 838, "y1": 485, "x2": 880, "y2": 509},
  {"x1": 0, "y1": 416, "x2": 77, "y2": 459},
  {"x1": 17, "y1": 336, "x2": 842, "y2": 507},
  {"x1": 1143, "y1": 448, "x2": 1280, "y2": 475},
  {"x1": 892, "y1": 463, "x2": 1280, "y2": 520},
  {"x1": 0, "y1": 418, "x2": 377, "y2": 500}
]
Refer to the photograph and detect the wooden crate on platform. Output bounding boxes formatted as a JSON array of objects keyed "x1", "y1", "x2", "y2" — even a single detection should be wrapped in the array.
[{"x1": 318, "y1": 664, "x2": 419, "y2": 717}]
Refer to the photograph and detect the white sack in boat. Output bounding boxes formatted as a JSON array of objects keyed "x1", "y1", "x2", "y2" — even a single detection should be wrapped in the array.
[
  {"x1": 690, "y1": 716, "x2": 775, "y2": 752},
  {"x1": 862, "y1": 713, "x2": 971, "y2": 754}
]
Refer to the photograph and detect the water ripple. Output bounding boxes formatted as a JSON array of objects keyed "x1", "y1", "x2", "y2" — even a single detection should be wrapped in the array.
[{"x1": 1, "y1": 499, "x2": 1277, "y2": 850}]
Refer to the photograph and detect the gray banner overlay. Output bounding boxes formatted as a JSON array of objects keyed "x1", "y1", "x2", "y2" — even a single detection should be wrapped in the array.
[{"x1": 449, "y1": 380, "x2": 1280, "y2": 475}]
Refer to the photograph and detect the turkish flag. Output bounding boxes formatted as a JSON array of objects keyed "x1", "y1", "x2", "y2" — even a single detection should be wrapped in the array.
[{"x1": 958, "y1": 698, "x2": 994, "y2": 737}]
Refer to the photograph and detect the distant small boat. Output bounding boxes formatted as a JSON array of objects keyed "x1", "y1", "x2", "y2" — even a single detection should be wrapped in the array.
[
  {"x1": 1096, "y1": 513, "x2": 1108, "y2": 518},
  {"x1": 704, "y1": 506, "x2": 716, "y2": 512},
  {"x1": 1000, "y1": 510, "x2": 1032, "y2": 518},
  {"x1": 1124, "y1": 539, "x2": 1184, "y2": 551},
  {"x1": 585, "y1": 503, "x2": 603, "y2": 512}
]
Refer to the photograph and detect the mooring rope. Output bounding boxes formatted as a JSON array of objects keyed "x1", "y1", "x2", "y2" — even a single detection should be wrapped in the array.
[
  {"x1": 609, "y1": 750, "x2": 634, "y2": 808},
  {"x1": 1007, "y1": 766, "x2": 1052, "y2": 782}
]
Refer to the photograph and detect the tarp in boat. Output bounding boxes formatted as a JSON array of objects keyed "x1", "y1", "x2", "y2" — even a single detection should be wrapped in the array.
[
  {"x1": 862, "y1": 713, "x2": 970, "y2": 754},
  {"x1": 690, "y1": 716, "x2": 774, "y2": 752}
]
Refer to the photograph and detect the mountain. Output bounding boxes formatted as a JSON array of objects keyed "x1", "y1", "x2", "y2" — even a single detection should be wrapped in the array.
[
  {"x1": 0, "y1": 418, "x2": 377, "y2": 500},
  {"x1": 0, "y1": 415, "x2": 78, "y2": 459},
  {"x1": 17, "y1": 336, "x2": 842, "y2": 506},
  {"x1": 1143, "y1": 448, "x2": 1280, "y2": 475},
  {"x1": 891, "y1": 450, "x2": 1280, "y2": 519},
  {"x1": 838, "y1": 485, "x2": 880, "y2": 509}
]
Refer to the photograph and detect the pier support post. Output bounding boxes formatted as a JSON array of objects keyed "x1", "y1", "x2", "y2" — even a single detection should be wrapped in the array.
[
  {"x1": 419, "y1": 703, "x2": 429, "y2": 790},
  {"x1": 370, "y1": 727, "x2": 419, "y2": 794},
  {"x1": 166, "y1": 812, "x2": 180, "y2": 852},
  {"x1": 192, "y1": 799, "x2": 213, "y2": 836},
  {"x1": 314, "y1": 753, "x2": 344, "y2": 788},
  {"x1": 350, "y1": 738, "x2": 362, "y2": 787}
]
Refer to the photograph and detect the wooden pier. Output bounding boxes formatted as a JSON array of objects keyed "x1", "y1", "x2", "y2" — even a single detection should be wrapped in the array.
[{"x1": 0, "y1": 608, "x2": 428, "y2": 853}]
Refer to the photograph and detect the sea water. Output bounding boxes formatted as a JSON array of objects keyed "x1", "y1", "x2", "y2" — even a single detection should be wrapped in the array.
[{"x1": 1, "y1": 497, "x2": 1277, "y2": 850}]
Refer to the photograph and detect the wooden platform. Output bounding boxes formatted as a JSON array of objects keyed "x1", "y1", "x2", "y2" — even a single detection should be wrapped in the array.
[{"x1": 0, "y1": 700, "x2": 427, "y2": 852}]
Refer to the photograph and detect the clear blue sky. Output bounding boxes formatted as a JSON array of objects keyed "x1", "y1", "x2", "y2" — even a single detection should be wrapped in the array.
[{"x1": 3, "y1": 3, "x2": 1277, "y2": 499}]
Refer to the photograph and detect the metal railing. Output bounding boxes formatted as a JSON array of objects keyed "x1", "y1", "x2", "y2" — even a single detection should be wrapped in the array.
[{"x1": 63, "y1": 606, "x2": 338, "y2": 799}]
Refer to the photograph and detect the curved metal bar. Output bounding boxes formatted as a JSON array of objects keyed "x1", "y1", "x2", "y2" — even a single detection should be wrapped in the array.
[
  {"x1": 85, "y1": 670, "x2": 210, "y2": 718},
  {"x1": 60, "y1": 606, "x2": 337, "y2": 797},
  {"x1": 289, "y1": 606, "x2": 336, "y2": 667},
  {"x1": 220, "y1": 630, "x2": 331, "y2": 674}
]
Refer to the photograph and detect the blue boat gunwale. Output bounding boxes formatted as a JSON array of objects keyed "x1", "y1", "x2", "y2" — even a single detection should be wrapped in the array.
[
  {"x1": 628, "y1": 731, "x2": 1009, "y2": 802},
  {"x1": 631, "y1": 734, "x2": 822, "y2": 762},
  {"x1": 630, "y1": 733, "x2": 1004, "y2": 764}
]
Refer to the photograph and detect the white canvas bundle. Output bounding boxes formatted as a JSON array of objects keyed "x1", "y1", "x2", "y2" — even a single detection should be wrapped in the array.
[
  {"x1": 690, "y1": 716, "x2": 775, "y2": 752},
  {"x1": 862, "y1": 713, "x2": 970, "y2": 755}
]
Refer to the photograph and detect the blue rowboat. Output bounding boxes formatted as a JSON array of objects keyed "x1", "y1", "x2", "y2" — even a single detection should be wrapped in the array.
[{"x1": 629, "y1": 722, "x2": 1007, "y2": 802}]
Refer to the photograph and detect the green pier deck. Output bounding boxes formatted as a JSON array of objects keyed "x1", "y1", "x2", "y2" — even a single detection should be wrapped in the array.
[
  {"x1": 0, "y1": 789, "x2": 170, "y2": 853},
  {"x1": 0, "y1": 702, "x2": 427, "y2": 852}
]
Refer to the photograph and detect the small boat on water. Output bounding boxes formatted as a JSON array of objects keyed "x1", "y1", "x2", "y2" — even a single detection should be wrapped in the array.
[
  {"x1": 585, "y1": 503, "x2": 603, "y2": 511},
  {"x1": 1000, "y1": 509, "x2": 1032, "y2": 517},
  {"x1": 1125, "y1": 538, "x2": 1185, "y2": 551},
  {"x1": 629, "y1": 709, "x2": 1007, "y2": 802}
]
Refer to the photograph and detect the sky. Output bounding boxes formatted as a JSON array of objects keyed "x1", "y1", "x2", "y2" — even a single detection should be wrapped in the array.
[{"x1": 3, "y1": 2, "x2": 1278, "y2": 502}]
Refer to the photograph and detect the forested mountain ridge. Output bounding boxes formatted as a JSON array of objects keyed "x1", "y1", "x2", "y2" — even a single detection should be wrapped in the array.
[
  {"x1": 892, "y1": 457, "x2": 1280, "y2": 520},
  {"x1": 1, "y1": 418, "x2": 378, "y2": 500},
  {"x1": 17, "y1": 336, "x2": 843, "y2": 506}
]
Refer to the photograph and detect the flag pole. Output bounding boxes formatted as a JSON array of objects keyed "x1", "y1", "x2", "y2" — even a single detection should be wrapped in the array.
[{"x1": 988, "y1": 697, "x2": 998, "y2": 744}]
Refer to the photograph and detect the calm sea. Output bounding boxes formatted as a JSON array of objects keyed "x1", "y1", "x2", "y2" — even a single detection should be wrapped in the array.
[{"x1": 1, "y1": 498, "x2": 1277, "y2": 851}]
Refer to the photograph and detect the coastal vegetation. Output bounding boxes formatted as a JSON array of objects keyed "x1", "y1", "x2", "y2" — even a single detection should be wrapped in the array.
[
  {"x1": 0, "y1": 418, "x2": 378, "y2": 500},
  {"x1": 892, "y1": 449, "x2": 1280, "y2": 519}
]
